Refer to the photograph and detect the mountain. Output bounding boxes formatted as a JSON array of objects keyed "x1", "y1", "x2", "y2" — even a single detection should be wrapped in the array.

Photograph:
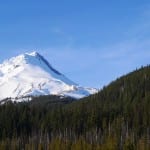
[{"x1": 0, "y1": 51, "x2": 97, "y2": 101}]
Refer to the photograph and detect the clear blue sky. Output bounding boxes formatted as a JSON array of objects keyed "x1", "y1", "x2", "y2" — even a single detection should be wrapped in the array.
[{"x1": 0, "y1": 0, "x2": 150, "y2": 88}]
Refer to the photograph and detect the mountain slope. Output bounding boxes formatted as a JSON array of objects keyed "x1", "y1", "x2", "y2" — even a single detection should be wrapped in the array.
[{"x1": 0, "y1": 52, "x2": 97, "y2": 100}]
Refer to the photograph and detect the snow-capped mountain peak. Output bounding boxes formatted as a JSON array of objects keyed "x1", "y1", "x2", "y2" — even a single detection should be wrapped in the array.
[
  {"x1": 0, "y1": 52, "x2": 98, "y2": 101},
  {"x1": 26, "y1": 51, "x2": 38, "y2": 56}
]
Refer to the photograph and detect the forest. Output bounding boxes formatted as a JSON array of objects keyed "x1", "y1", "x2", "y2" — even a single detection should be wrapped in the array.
[{"x1": 0, "y1": 65, "x2": 150, "y2": 149}]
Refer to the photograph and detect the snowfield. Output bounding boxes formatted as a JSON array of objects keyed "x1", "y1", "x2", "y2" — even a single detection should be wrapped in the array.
[{"x1": 0, "y1": 52, "x2": 98, "y2": 101}]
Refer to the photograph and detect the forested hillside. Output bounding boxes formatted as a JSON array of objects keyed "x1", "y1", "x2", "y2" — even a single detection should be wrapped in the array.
[{"x1": 0, "y1": 66, "x2": 150, "y2": 149}]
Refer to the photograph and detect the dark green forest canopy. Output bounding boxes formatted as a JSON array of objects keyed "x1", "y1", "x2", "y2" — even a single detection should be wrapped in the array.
[{"x1": 0, "y1": 65, "x2": 150, "y2": 149}]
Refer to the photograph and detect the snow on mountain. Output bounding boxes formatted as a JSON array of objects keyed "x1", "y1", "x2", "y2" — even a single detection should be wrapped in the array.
[{"x1": 0, "y1": 51, "x2": 98, "y2": 101}]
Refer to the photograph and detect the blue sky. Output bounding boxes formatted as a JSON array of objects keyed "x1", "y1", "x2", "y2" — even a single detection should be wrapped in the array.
[{"x1": 0, "y1": 0, "x2": 150, "y2": 88}]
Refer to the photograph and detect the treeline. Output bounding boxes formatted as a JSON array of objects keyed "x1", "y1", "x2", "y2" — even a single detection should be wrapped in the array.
[{"x1": 0, "y1": 66, "x2": 150, "y2": 149}]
